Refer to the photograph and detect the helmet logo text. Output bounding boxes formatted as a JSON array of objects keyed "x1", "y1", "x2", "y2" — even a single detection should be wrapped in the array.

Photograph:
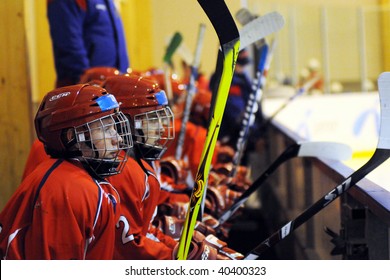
[{"x1": 49, "y1": 91, "x2": 71, "y2": 102}]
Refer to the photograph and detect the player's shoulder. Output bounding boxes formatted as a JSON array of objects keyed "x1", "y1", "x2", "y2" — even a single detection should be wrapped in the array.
[
  {"x1": 40, "y1": 159, "x2": 100, "y2": 192},
  {"x1": 23, "y1": 159, "x2": 104, "y2": 208},
  {"x1": 109, "y1": 157, "x2": 144, "y2": 183}
]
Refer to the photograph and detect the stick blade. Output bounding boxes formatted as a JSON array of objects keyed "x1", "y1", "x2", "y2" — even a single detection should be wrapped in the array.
[
  {"x1": 297, "y1": 141, "x2": 352, "y2": 161},
  {"x1": 163, "y1": 32, "x2": 183, "y2": 63},
  {"x1": 239, "y1": 11, "x2": 285, "y2": 50},
  {"x1": 377, "y1": 72, "x2": 390, "y2": 150}
]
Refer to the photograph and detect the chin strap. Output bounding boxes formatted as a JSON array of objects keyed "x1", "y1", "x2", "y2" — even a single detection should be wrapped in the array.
[{"x1": 133, "y1": 146, "x2": 153, "y2": 176}]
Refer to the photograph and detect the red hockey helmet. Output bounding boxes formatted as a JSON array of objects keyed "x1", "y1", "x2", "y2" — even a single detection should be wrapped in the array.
[
  {"x1": 78, "y1": 67, "x2": 121, "y2": 85},
  {"x1": 143, "y1": 69, "x2": 186, "y2": 102},
  {"x1": 35, "y1": 84, "x2": 133, "y2": 177},
  {"x1": 103, "y1": 74, "x2": 175, "y2": 160},
  {"x1": 190, "y1": 88, "x2": 212, "y2": 127}
]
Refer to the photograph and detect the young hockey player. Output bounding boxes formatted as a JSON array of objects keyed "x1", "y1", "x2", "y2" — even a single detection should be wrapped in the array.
[
  {"x1": 104, "y1": 74, "x2": 242, "y2": 259},
  {"x1": 19, "y1": 72, "x2": 179, "y2": 259},
  {"x1": 0, "y1": 84, "x2": 132, "y2": 259},
  {"x1": 103, "y1": 74, "x2": 178, "y2": 259},
  {"x1": 21, "y1": 66, "x2": 123, "y2": 181}
]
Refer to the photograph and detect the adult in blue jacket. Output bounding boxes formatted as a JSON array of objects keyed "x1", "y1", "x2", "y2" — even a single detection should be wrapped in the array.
[{"x1": 47, "y1": 0, "x2": 130, "y2": 87}]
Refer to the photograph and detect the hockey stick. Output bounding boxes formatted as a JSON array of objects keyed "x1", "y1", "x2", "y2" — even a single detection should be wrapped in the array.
[
  {"x1": 239, "y1": 11, "x2": 283, "y2": 51},
  {"x1": 176, "y1": 0, "x2": 240, "y2": 260},
  {"x1": 173, "y1": 12, "x2": 284, "y2": 65},
  {"x1": 163, "y1": 32, "x2": 183, "y2": 68},
  {"x1": 204, "y1": 12, "x2": 284, "y2": 216},
  {"x1": 236, "y1": 8, "x2": 278, "y2": 87},
  {"x1": 163, "y1": 32, "x2": 183, "y2": 104},
  {"x1": 230, "y1": 43, "x2": 269, "y2": 178},
  {"x1": 230, "y1": 38, "x2": 278, "y2": 177},
  {"x1": 261, "y1": 38, "x2": 277, "y2": 83},
  {"x1": 236, "y1": 8, "x2": 276, "y2": 99},
  {"x1": 259, "y1": 75, "x2": 320, "y2": 131},
  {"x1": 244, "y1": 72, "x2": 390, "y2": 260},
  {"x1": 219, "y1": 141, "x2": 352, "y2": 225},
  {"x1": 175, "y1": 23, "x2": 207, "y2": 160},
  {"x1": 208, "y1": 11, "x2": 284, "y2": 117},
  {"x1": 236, "y1": 7, "x2": 266, "y2": 50}
]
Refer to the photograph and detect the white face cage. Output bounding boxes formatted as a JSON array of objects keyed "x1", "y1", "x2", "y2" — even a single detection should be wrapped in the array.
[
  {"x1": 133, "y1": 106, "x2": 175, "y2": 160},
  {"x1": 74, "y1": 111, "x2": 133, "y2": 177}
]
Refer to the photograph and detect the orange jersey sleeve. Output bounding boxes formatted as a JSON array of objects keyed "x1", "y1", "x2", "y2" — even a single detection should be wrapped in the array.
[{"x1": 0, "y1": 159, "x2": 119, "y2": 260}]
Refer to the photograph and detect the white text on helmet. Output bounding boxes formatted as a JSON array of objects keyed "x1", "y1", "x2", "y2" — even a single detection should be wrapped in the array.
[{"x1": 49, "y1": 91, "x2": 71, "y2": 102}]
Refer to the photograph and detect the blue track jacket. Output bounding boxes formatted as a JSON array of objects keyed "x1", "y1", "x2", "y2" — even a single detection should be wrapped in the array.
[{"x1": 47, "y1": 0, "x2": 129, "y2": 87}]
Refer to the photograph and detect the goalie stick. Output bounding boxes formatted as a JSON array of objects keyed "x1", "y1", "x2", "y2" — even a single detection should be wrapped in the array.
[
  {"x1": 219, "y1": 141, "x2": 352, "y2": 225},
  {"x1": 176, "y1": 0, "x2": 240, "y2": 260},
  {"x1": 163, "y1": 32, "x2": 183, "y2": 104},
  {"x1": 244, "y1": 71, "x2": 390, "y2": 260}
]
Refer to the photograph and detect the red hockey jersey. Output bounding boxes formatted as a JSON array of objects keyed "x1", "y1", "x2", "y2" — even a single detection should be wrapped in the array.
[
  {"x1": 21, "y1": 141, "x2": 179, "y2": 259},
  {"x1": 22, "y1": 139, "x2": 50, "y2": 181},
  {"x1": 108, "y1": 157, "x2": 177, "y2": 259},
  {"x1": 0, "y1": 158, "x2": 120, "y2": 259}
]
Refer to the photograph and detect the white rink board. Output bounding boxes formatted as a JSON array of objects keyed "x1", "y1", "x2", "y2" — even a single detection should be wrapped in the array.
[
  {"x1": 262, "y1": 91, "x2": 389, "y2": 191},
  {"x1": 262, "y1": 92, "x2": 380, "y2": 152}
]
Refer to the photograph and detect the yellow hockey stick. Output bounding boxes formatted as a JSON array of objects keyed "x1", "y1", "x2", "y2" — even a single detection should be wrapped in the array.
[{"x1": 176, "y1": 0, "x2": 240, "y2": 260}]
